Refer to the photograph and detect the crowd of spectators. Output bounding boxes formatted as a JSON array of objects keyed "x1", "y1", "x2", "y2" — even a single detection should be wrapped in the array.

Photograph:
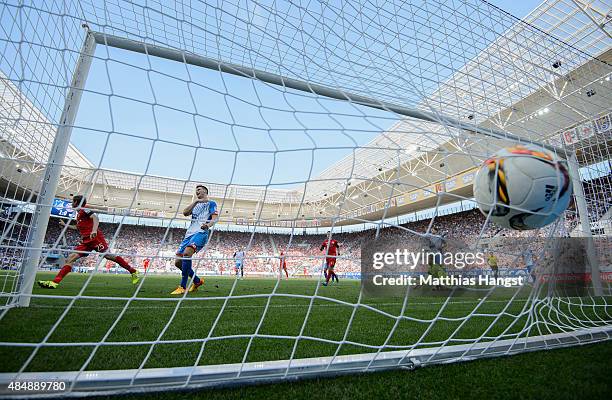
[
  {"x1": 0, "y1": 217, "x2": 29, "y2": 271},
  {"x1": 582, "y1": 173, "x2": 612, "y2": 222},
  {"x1": 0, "y1": 201, "x2": 606, "y2": 276}
]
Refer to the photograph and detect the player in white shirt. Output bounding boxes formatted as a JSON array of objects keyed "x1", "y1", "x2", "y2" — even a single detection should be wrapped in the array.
[
  {"x1": 170, "y1": 185, "x2": 218, "y2": 295},
  {"x1": 233, "y1": 250, "x2": 245, "y2": 279}
]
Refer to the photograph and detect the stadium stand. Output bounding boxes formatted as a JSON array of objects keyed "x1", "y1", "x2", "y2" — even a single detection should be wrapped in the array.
[{"x1": 12, "y1": 207, "x2": 578, "y2": 277}]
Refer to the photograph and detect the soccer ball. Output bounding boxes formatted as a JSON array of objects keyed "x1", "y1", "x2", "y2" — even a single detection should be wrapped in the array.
[{"x1": 473, "y1": 144, "x2": 572, "y2": 230}]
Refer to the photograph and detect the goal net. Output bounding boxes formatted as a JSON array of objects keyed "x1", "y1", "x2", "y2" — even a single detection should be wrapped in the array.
[{"x1": 0, "y1": 0, "x2": 610, "y2": 397}]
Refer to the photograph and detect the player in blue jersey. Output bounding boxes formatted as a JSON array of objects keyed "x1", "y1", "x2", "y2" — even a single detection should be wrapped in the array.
[{"x1": 171, "y1": 185, "x2": 218, "y2": 295}]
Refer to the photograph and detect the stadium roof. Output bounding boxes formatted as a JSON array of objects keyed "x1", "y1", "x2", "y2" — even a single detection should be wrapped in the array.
[
  {"x1": 302, "y1": 0, "x2": 612, "y2": 201},
  {"x1": 0, "y1": 71, "x2": 93, "y2": 172}
]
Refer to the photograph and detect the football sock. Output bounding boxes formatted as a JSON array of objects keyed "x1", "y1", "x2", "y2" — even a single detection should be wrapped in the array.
[
  {"x1": 180, "y1": 258, "x2": 200, "y2": 288},
  {"x1": 53, "y1": 265, "x2": 72, "y2": 283}
]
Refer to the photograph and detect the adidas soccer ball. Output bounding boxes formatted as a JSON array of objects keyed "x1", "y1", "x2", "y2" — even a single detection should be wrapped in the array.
[{"x1": 473, "y1": 144, "x2": 572, "y2": 230}]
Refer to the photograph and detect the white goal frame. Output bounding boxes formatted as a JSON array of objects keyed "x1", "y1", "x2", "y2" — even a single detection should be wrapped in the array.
[{"x1": 15, "y1": 29, "x2": 603, "y2": 308}]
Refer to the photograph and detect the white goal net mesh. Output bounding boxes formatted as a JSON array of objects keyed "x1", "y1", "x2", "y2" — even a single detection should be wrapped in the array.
[{"x1": 0, "y1": 0, "x2": 611, "y2": 397}]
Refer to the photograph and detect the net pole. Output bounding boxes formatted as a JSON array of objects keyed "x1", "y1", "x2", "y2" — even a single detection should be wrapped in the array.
[
  {"x1": 90, "y1": 31, "x2": 564, "y2": 154},
  {"x1": 567, "y1": 152, "x2": 603, "y2": 296},
  {"x1": 16, "y1": 29, "x2": 96, "y2": 307}
]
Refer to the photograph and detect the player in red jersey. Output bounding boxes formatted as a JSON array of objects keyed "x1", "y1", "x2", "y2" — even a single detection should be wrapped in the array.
[
  {"x1": 37, "y1": 195, "x2": 140, "y2": 288},
  {"x1": 320, "y1": 236, "x2": 340, "y2": 286},
  {"x1": 279, "y1": 251, "x2": 288, "y2": 279},
  {"x1": 143, "y1": 258, "x2": 150, "y2": 272}
]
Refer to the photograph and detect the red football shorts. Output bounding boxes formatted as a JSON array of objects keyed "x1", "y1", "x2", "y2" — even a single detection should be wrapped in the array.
[{"x1": 74, "y1": 236, "x2": 109, "y2": 257}]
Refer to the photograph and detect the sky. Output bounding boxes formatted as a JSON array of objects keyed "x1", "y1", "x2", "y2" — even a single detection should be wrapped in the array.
[
  {"x1": 66, "y1": 0, "x2": 545, "y2": 191},
  {"x1": 71, "y1": 50, "x2": 392, "y2": 188},
  {"x1": 486, "y1": 0, "x2": 543, "y2": 20}
]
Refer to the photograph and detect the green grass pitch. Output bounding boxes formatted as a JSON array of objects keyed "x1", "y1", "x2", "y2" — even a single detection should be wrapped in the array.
[{"x1": 0, "y1": 272, "x2": 609, "y2": 377}]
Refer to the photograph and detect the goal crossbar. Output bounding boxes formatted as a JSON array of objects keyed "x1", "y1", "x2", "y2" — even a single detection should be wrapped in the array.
[{"x1": 90, "y1": 31, "x2": 562, "y2": 154}]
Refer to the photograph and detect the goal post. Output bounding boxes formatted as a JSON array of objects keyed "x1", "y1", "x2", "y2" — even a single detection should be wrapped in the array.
[
  {"x1": 16, "y1": 31, "x2": 97, "y2": 307},
  {"x1": 567, "y1": 153, "x2": 603, "y2": 296}
]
